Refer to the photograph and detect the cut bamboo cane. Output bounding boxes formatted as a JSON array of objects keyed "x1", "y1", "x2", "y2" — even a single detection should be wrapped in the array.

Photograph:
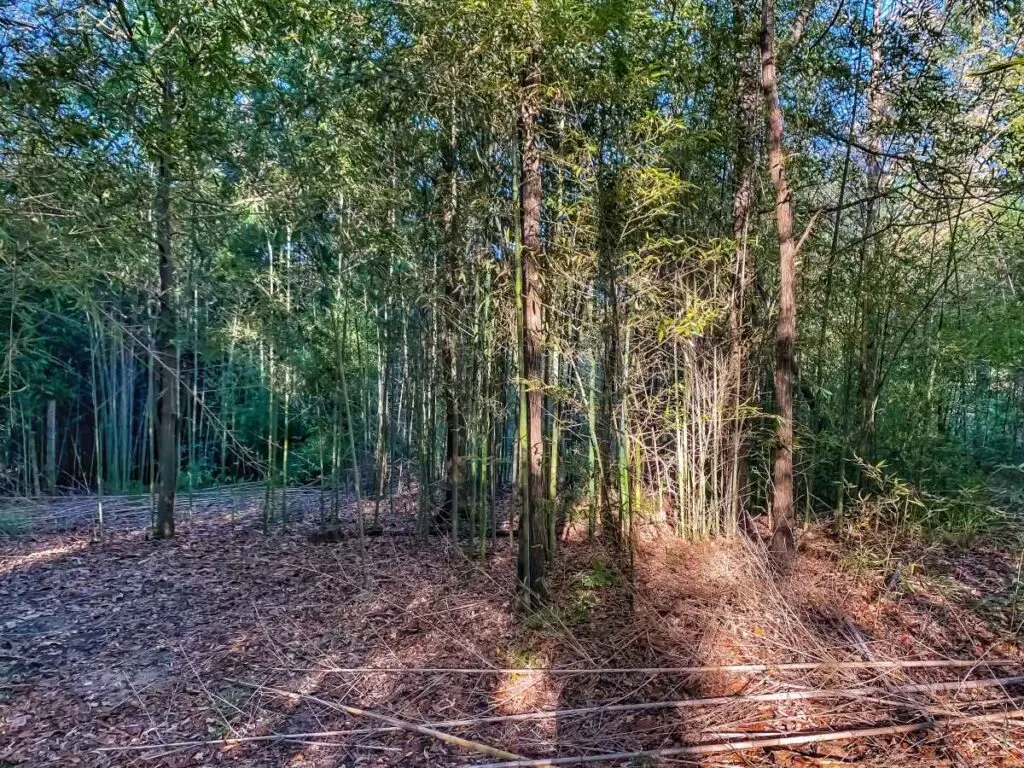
[
  {"x1": 94, "y1": 687, "x2": 1024, "y2": 755},
  {"x1": 476, "y1": 709, "x2": 1024, "y2": 767},
  {"x1": 96, "y1": 730, "x2": 364, "y2": 752},
  {"x1": 233, "y1": 681, "x2": 522, "y2": 761},
  {"x1": 304, "y1": 658, "x2": 1019, "y2": 675},
  {"x1": 249, "y1": 674, "x2": 1024, "y2": 733}
]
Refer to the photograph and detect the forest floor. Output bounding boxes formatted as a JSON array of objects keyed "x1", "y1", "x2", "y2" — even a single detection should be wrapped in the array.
[{"x1": 3, "y1": 493, "x2": 1024, "y2": 767}]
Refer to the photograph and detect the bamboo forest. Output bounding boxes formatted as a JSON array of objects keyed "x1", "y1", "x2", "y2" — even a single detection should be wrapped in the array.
[{"x1": 1, "y1": 0, "x2": 1024, "y2": 765}]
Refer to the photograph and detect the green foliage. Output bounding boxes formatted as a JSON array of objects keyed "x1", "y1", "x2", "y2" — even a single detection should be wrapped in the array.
[
  {"x1": 506, "y1": 646, "x2": 546, "y2": 670},
  {"x1": 525, "y1": 557, "x2": 620, "y2": 630},
  {"x1": 843, "y1": 457, "x2": 1000, "y2": 544},
  {"x1": 574, "y1": 558, "x2": 619, "y2": 590},
  {"x1": 0, "y1": 0, "x2": 1021, "y2": 557}
]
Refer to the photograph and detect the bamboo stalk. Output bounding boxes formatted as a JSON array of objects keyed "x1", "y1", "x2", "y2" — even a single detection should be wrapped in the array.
[{"x1": 96, "y1": 729, "x2": 393, "y2": 752}]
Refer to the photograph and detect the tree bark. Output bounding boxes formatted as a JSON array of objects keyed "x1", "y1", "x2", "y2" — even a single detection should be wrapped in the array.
[
  {"x1": 760, "y1": 0, "x2": 797, "y2": 562},
  {"x1": 45, "y1": 398, "x2": 56, "y2": 493},
  {"x1": 856, "y1": 0, "x2": 885, "y2": 468},
  {"x1": 517, "y1": 38, "x2": 548, "y2": 608},
  {"x1": 154, "y1": 69, "x2": 178, "y2": 539},
  {"x1": 728, "y1": 0, "x2": 758, "y2": 531},
  {"x1": 597, "y1": 163, "x2": 621, "y2": 544},
  {"x1": 440, "y1": 98, "x2": 464, "y2": 538}
]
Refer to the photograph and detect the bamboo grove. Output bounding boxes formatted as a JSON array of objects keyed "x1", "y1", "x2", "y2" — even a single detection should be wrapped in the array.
[{"x1": 1, "y1": 0, "x2": 1022, "y2": 601}]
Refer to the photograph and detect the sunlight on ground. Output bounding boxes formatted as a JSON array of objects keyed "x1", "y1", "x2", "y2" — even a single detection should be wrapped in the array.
[
  {"x1": 4, "y1": 519, "x2": 1024, "y2": 766},
  {"x1": 0, "y1": 539, "x2": 90, "y2": 576}
]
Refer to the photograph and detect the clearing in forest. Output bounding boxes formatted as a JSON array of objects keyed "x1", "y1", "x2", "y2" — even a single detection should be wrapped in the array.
[{"x1": 3, "y1": 498, "x2": 1024, "y2": 767}]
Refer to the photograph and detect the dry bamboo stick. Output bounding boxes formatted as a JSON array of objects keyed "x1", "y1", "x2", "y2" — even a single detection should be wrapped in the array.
[
  {"x1": 301, "y1": 658, "x2": 1019, "y2": 676},
  {"x1": 96, "y1": 729, "x2": 373, "y2": 752},
  {"x1": 234, "y1": 681, "x2": 523, "y2": 761},
  {"x1": 476, "y1": 709, "x2": 1024, "y2": 767},
  {"x1": 432, "y1": 674, "x2": 1024, "y2": 726},
  {"x1": 225, "y1": 674, "x2": 1024, "y2": 737},
  {"x1": 96, "y1": 686, "x2": 1024, "y2": 756}
]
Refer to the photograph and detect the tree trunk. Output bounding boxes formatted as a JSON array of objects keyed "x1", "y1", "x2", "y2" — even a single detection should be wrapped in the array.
[
  {"x1": 760, "y1": 0, "x2": 797, "y2": 562},
  {"x1": 598, "y1": 163, "x2": 621, "y2": 544},
  {"x1": 517, "y1": 37, "x2": 548, "y2": 608},
  {"x1": 440, "y1": 98, "x2": 464, "y2": 538},
  {"x1": 45, "y1": 398, "x2": 56, "y2": 493},
  {"x1": 728, "y1": 0, "x2": 758, "y2": 530},
  {"x1": 154, "y1": 69, "x2": 177, "y2": 539},
  {"x1": 856, "y1": 0, "x2": 885, "y2": 468}
]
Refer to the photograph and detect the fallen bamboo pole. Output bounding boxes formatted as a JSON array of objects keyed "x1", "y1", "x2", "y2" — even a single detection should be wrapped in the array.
[
  {"x1": 475, "y1": 709, "x2": 1024, "y2": 768},
  {"x1": 96, "y1": 729, "x2": 376, "y2": 752},
  {"x1": 101, "y1": 683, "x2": 525, "y2": 760},
  {"x1": 233, "y1": 681, "x2": 523, "y2": 761},
  {"x1": 96, "y1": 681, "x2": 1024, "y2": 756},
  {"x1": 247, "y1": 674, "x2": 1024, "y2": 733},
  {"x1": 299, "y1": 658, "x2": 1019, "y2": 676}
]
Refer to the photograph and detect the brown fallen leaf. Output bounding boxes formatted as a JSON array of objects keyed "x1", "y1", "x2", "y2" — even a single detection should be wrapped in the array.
[{"x1": 771, "y1": 749, "x2": 853, "y2": 767}]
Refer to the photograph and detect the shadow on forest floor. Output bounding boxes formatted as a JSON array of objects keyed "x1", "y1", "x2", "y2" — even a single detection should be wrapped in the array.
[{"x1": 2, "y1": 497, "x2": 1024, "y2": 767}]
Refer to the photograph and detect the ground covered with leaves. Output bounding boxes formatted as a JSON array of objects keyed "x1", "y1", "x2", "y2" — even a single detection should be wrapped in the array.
[{"x1": 3, "y1": 505, "x2": 1024, "y2": 767}]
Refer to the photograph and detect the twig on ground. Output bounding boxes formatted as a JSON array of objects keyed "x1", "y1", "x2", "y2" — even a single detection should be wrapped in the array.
[
  {"x1": 102, "y1": 673, "x2": 1020, "y2": 752},
  {"x1": 96, "y1": 729, "x2": 380, "y2": 752}
]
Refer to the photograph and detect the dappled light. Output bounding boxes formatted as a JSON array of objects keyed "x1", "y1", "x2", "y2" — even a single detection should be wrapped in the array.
[
  {"x1": 4, "y1": 510, "x2": 1024, "y2": 764},
  {"x1": 2, "y1": 0, "x2": 1024, "y2": 765}
]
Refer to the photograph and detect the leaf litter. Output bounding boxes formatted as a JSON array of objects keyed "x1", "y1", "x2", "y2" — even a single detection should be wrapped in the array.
[{"x1": 2, "y1": 497, "x2": 1024, "y2": 767}]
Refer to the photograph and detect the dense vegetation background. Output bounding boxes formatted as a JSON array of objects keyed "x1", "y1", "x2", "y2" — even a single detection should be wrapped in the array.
[{"x1": 1, "y1": 0, "x2": 1022, "y2": 595}]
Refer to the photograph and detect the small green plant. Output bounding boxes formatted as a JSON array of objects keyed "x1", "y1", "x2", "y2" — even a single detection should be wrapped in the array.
[
  {"x1": 214, "y1": 683, "x2": 248, "y2": 711},
  {"x1": 839, "y1": 540, "x2": 893, "y2": 579},
  {"x1": 575, "y1": 559, "x2": 619, "y2": 590},
  {"x1": 847, "y1": 457, "x2": 999, "y2": 543},
  {"x1": 565, "y1": 558, "x2": 621, "y2": 624},
  {"x1": 523, "y1": 603, "x2": 582, "y2": 632},
  {"x1": 207, "y1": 683, "x2": 249, "y2": 739},
  {"x1": 507, "y1": 646, "x2": 546, "y2": 669},
  {"x1": 522, "y1": 557, "x2": 623, "y2": 632},
  {"x1": 0, "y1": 510, "x2": 31, "y2": 538}
]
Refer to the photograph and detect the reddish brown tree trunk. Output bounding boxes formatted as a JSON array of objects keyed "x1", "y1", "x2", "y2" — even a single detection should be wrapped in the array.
[
  {"x1": 856, "y1": 0, "x2": 885, "y2": 468},
  {"x1": 517, "y1": 41, "x2": 548, "y2": 608},
  {"x1": 760, "y1": 0, "x2": 797, "y2": 562},
  {"x1": 728, "y1": 0, "x2": 758, "y2": 528},
  {"x1": 154, "y1": 70, "x2": 177, "y2": 539}
]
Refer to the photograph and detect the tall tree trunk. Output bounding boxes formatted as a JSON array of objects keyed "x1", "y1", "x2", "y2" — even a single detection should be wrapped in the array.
[
  {"x1": 856, "y1": 0, "x2": 885, "y2": 468},
  {"x1": 45, "y1": 398, "x2": 56, "y2": 493},
  {"x1": 154, "y1": 70, "x2": 177, "y2": 539},
  {"x1": 517, "y1": 36, "x2": 548, "y2": 608},
  {"x1": 760, "y1": 0, "x2": 797, "y2": 562},
  {"x1": 89, "y1": 318, "x2": 105, "y2": 536},
  {"x1": 728, "y1": 0, "x2": 758, "y2": 530},
  {"x1": 440, "y1": 98, "x2": 463, "y2": 538},
  {"x1": 597, "y1": 162, "x2": 621, "y2": 544},
  {"x1": 264, "y1": 237, "x2": 277, "y2": 532},
  {"x1": 26, "y1": 416, "x2": 40, "y2": 497}
]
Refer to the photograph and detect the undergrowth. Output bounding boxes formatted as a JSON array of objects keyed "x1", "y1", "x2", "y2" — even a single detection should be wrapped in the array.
[
  {"x1": 0, "y1": 510, "x2": 30, "y2": 538},
  {"x1": 524, "y1": 556, "x2": 621, "y2": 632},
  {"x1": 840, "y1": 456, "x2": 1002, "y2": 547}
]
